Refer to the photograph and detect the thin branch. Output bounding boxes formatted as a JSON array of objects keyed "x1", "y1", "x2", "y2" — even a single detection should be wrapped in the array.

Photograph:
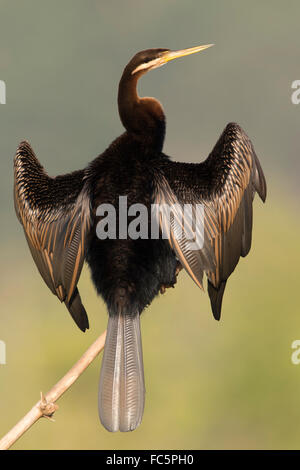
[{"x1": 0, "y1": 330, "x2": 106, "y2": 450}]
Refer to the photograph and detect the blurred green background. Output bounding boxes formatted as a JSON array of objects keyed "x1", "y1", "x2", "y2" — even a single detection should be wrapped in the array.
[{"x1": 0, "y1": 0, "x2": 300, "y2": 450}]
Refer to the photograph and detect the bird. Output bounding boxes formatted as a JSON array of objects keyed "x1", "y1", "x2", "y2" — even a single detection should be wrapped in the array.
[{"x1": 14, "y1": 45, "x2": 267, "y2": 433}]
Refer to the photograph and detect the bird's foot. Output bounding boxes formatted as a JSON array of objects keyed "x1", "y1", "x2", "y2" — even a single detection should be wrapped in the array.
[
  {"x1": 160, "y1": 283, "x2": 174, "y2": 295},
  {"x1": 160, "y1": 262, "x2": 183, "y2": 294},
  {"x1": 175, "y1": 261, "x2": 183, "y2": 277}
]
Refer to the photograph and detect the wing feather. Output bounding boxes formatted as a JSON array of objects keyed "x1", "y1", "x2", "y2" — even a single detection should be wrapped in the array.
[
  {"x1": 14, "y1": 141, "x2": 91, "y2": 331},
  {"x1": 153, "y1": 123, "x2": 266, "y2": 319}
]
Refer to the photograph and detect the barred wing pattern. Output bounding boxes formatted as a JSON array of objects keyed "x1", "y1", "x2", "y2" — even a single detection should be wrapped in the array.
[
  {"x1": 14, "y1": 141, "x2": 91, "y2": 331},
  {"x1": 154, "y1": 123, "x2": 267, "y2": 320},
  {"x1": 152, "y1": 176, "x2": 218, "y2": 290}
]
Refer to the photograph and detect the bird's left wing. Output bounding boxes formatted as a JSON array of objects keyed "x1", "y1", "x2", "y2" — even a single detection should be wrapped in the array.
[
  {"x1": 152, "y1": 123, "x2": 266, "y2": 319},
  {"x1": 14, "y1": 141, "x2": 91, "y2": 331}
]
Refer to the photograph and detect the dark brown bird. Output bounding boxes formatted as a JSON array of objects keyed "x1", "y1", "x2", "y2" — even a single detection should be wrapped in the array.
[{"x1": 14, "y1": 45, "x2": 266, "y2": 433}]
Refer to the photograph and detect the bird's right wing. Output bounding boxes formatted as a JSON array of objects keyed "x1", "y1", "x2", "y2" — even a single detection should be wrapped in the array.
[
  {"x1": 14, "y1": 141, "x2": 91, "y2": 331},
  {"x1": 153, "y1": 123, "x2": 266, "y2": 319}
]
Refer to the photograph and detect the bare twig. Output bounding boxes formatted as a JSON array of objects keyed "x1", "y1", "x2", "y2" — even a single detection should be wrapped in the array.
[{"x1": 0, "y1": 330, "x2": 106, "y2": 450}]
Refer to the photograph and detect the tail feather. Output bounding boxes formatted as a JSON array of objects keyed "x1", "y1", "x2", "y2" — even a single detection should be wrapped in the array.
[{"x1": 98, "y1": 312, "x2": 145, "y2": 432}]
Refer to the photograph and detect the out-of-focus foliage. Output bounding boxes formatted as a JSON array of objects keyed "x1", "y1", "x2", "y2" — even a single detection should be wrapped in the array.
[{"x1": 0, "y1": 0, "x2": 299, "y2": 449}]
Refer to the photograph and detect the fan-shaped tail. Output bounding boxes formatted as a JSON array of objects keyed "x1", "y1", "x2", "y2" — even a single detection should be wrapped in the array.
[{"x1": 98, "y1": 311, "x2": 145, "y2": 432}]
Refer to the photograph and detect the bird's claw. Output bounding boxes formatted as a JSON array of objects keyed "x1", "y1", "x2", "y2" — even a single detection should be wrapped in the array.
[
  {"x1": 160, "y1": 282, "x2": 175, "y2": 295},
  {"x1": 160, "y1": 263, "x2": 182, "y2": 294},
  {"x1": 175, "y1": 263, "x2": 183, "y2": 277},
  {"x1": 160, "y1": 285, "x2": 166, "y2": 294}
]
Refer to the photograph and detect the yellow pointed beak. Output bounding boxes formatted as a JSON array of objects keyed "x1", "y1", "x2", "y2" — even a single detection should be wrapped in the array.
[
  {"x1": 162, "y1": 44, "x2": 214, "y2": 63},
  {"x1": 131, "y1": 44, "x2": 214, "y2": 75}
]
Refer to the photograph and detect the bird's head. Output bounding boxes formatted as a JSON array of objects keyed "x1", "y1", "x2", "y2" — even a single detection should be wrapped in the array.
[
  {"x1": 128, "y1": 44, "x2": 214, "y2": 76},
  {"x1": 118, "y1": 44, "x2": 214, "y2": 150}
]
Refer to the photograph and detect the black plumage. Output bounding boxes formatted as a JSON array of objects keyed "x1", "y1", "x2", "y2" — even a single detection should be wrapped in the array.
[{"x1": 14, "y1": 45, "x2": 266, "y2": 433}]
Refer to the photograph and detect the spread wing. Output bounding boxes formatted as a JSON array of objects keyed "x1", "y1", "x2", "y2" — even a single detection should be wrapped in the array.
[
  {"x1": 14, "y1": 141, "x2": 91, "y2": 331},
  {"x1": 153, "y1": 122, "x2": 267, "y2": 320}
]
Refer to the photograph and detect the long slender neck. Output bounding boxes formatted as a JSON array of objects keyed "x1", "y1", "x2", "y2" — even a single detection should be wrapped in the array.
[{"x1": 118, "y1": 69, "x2": 166, "y2": 152}]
